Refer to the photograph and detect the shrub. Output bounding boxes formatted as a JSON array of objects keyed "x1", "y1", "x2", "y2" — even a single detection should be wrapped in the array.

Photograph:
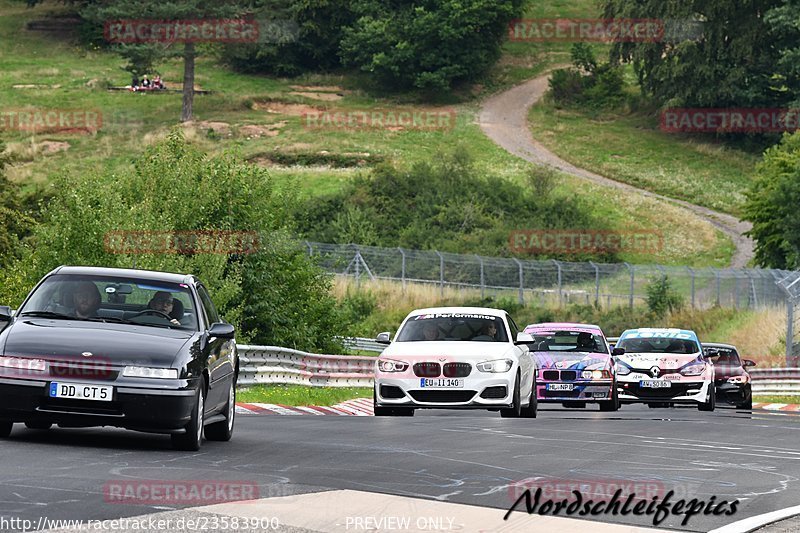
[
  {"x1": 646, "y1": 276, "x2": 684, "y2": 318},
  {"x1": 294, "y1": 147, "x2": 612, "y2": 261},
  {"x1": 0, "y1": 130, "x2": 346, "y2": 352}
]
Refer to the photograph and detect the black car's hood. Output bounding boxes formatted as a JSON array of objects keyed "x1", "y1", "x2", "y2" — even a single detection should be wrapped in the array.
[{"x1": 1, "y1": 318, "x2": 194, "y2": 367}]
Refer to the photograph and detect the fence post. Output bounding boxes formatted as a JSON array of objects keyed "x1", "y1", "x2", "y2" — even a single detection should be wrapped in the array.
[
  {"x1": 624, "y1": 262, "x2": 634, "y2": 309},
  {"x1": 734, "y1": 272, "x2": 740, "y2": 309},
  {"x1": 476, "y1": 254, "x2": 485, "y2": 299},
  {"x1": 787, "y1": 298, "x2": 794, "y2": 367},
  {"x1": 398, "y1": 247, "x2": 406, "y2": 292},
  {"x1": 435, "y1": 250, "x2": 444, "y2": 297},
  {"x1": 714, "y1": 268, "x2": 721, "y2": 306},
  {"x1": 553, "y1": 260, "x2": 562, "y2": 307},
  {"x1": 513, "y1": 258, "x2": 524, "y2": 306},
  {"x1": 686, "y1": 266, "x2": 695, "y2": 309},
  {"x1": 305, "y1": 240, "x2": 312, "y2": 257},
  {"x1": 354, "y1": 247, "x2": 361, "y2": 290},
  {"x1": 589, "y1": 261, "x2": 600, "y2": 306}
]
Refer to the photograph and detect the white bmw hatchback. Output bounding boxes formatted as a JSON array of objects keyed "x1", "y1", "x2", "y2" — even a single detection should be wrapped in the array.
[{"x1": 373, "y1": 307, "x2": 537, "y2": 417}]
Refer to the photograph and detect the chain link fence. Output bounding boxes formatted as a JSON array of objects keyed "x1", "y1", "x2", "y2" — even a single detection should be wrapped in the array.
[
  {"x1": 303, "y1": 242, "x2": 800, "y2": 364},
  {"x1": 778, "y1": 273, "x2": 800, "y2": 367}
]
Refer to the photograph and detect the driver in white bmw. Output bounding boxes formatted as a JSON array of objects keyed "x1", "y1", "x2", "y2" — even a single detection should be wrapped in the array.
[{"x1": 373, "y1": 307, "x2": 537, "y2": 418}]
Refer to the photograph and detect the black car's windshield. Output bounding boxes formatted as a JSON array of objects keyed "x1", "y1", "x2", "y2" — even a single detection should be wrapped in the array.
[
  {"x1": 528, "y1": 330, "x2": 608, "y2": 354},
  {"x1": 19, "y1": 274, "x2": 198, "y2": 330},
  {"x1": 617, "y1": 337, "x2": 700, "y2": 354},
  {"x1": 396, "y1": 313, "x2": 508, "y2": 342},
  {"x1": 707, "y1": 348, "x2": 741, "y2": 366}
]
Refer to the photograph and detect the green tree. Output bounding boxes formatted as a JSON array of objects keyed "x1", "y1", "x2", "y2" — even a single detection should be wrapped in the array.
[
  {"x1": 80, "y1": 0, "x2": 254, "y2": 121},
  {"x1": 0, "y1": 143, "x2": 35, "y2": 270},
  {"x1": 603, "y1": 0, "x2": 787, "y2": 108},
  {"x1": 340, "y1": 0, "x2": 523, "y2": 91},
  {"x1": 743, "y1": 132, "x2": 800, "y2": 269},
  {"x1": 0, "y1": 131, "x2": 345, "y2": 352},
  {"x1": 222, "y1": 0, "x2": 355, "y2": 76}
]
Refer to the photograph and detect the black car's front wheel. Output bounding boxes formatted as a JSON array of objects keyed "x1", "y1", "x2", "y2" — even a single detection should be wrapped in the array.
[
  {"x1": 0, "y1": 421, "x2": 12, "y2": 438},
  {"x1": 171, "y1": 384, "x2": 205, "y2": 451},
  {"x1": 206, "y1": 379, "x2": 235, "y2": 442}
]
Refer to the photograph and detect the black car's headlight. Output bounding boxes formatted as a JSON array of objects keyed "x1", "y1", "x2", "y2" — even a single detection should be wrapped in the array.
[
  {"x1": 0, "y1": 356, "x2": 47, "y2": 372},
  {"x1": 122, "y1": 366, "x2": 179, "y2": 379}
]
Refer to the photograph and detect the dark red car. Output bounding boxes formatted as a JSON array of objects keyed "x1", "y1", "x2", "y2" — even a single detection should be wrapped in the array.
[{"x1": 703, "y1": 342, "x2": 756, "y2": 409}]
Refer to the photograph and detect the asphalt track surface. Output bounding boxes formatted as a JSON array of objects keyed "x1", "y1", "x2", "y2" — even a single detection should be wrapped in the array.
[{"x1": 2, "y1": 404, "x2": 800, "y2": 532}]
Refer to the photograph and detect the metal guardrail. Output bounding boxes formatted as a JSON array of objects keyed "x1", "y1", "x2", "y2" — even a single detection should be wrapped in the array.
[
  {"x1": 237, "y1": 344, "x2": 375, "y2": 388},
  {"x1": 236, "y1": 341, "x2": 800, "y2": 395},
  {"x1": 749, "y1": 368, "x2": 800, "y2": 396},
  {"x1": 339, "y1": 337, "x2": 386, "y2": 353}
]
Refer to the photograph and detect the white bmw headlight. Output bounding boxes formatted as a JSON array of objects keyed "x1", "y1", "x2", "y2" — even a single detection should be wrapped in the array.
[
  {"x1": 377, "y1": 359, "x2": 409, "y2": 372},
  {"x1": 680, "y1": 363, "x2": 706, "y2": 376},
  {"x1": 477, "y1": 359, "x2": 513, "y2": 373},
  {"x1": 122, "y1": 366, "x2": 178, "y2": 379}
]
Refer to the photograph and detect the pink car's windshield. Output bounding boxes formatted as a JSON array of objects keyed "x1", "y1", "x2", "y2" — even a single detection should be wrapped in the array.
[{"x1": 529, "y1": 330, "x2": 608, "y2": 354}]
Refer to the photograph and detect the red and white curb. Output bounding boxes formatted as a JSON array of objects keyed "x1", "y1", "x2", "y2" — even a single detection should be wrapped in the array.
[
  {"x1": 752, "y1": 402, "x2": 800, "y2": 412},
  {"x1": 236, "y1": 398, "x2": 374, "y2": 416}
]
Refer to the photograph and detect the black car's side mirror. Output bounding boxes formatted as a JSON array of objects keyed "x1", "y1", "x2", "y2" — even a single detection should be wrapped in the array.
[
  {"x1": 611, "y1": 347, "x2": 625, "y2": 356},
  {"x1": 0, "y1": 306, "x2": 12, "y2": 322},
  {"x1": 742, "y1": 359, "x2": 757, "y2": 368},
  {"x1": 376, "y1": 332, "x2": 391, "y2": 345},
  {"x1": 208, "y1": 322, "x2": 235, "y2": 339}
]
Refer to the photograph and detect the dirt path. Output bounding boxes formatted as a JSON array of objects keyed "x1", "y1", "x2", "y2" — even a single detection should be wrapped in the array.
[{"x1": 478, "y1": 72, "x2": 754, "y2": 268}]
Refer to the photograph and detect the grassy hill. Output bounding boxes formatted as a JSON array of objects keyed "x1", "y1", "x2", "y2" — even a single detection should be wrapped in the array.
[{"x1": 0, "y1": 0, "x2": 738, "y2": 267}]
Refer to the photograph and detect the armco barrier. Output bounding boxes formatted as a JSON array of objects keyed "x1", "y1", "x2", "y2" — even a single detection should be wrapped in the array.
[
  {"x1": 750, "y1": 368, "x2": 800, "y2": 396},
  {"x1": 237, "y1": 345, "x2": 375, "y2": 388},
  {"x1": 236, "y1": 345, "x2": 800, "y2": 394},
  {"x1": 339, "y1": 336, "x2": 386, "y2": 353}
]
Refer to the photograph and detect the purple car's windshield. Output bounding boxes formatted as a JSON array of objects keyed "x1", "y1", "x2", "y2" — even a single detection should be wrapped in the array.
[
  {"x1": 396, "y1": 313, "x2": 508, "y2": 342},
  {"x1": 529, "y1": 330, "x2": 608, "y2": 354},
  {"x1": 19, "y1": 274, "x2": 198, "y2": 330}
]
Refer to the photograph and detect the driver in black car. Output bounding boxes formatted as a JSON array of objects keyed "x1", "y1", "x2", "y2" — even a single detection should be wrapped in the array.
[{"x1": 148, "y1": 291, "x2": 181, "y2": 326}]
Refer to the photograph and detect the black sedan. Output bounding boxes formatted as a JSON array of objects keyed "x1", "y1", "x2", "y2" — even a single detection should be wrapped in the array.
[
  {"x1": 704, "y1": 342, "x2": 755, "y2": 409},
  {"x1": 0, "y1": 266, "x2": 238, "y2": 450}
]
